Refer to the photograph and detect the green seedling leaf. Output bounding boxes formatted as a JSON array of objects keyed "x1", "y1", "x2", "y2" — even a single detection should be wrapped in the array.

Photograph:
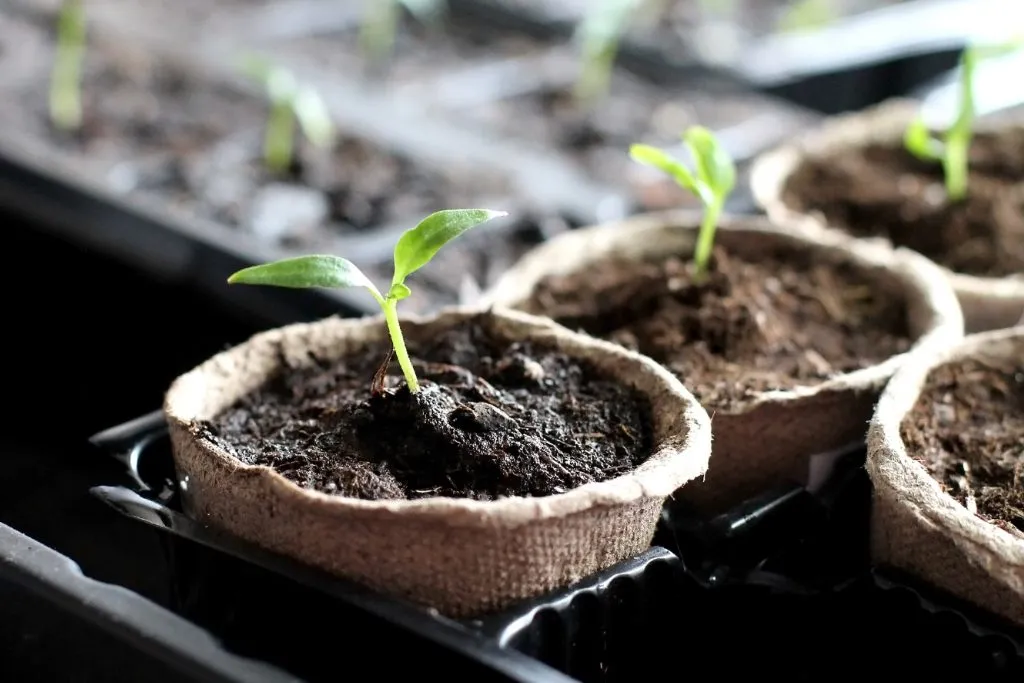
[
  {"x1": 228, "y1": 208, "x2": 508, "y2": 395},
  {"x1": 392, "y1": 209, "x2": 508, "y2": 286},
  {"x1": 903, "y1": 117, "x2": 943, "y2": 161},
  {"x1": 629, "y1": 143, "x2": 698, "y2": 194},
  {"x1": 629, "y1": 126, "x2": 736, "y2": 281},
  {"x1": 293, "y1": 86, "x2": 335, "y2": 149},
  {"x1": 684, "y1": 125, "x2": 736, "y2": 203},
  {"x1": 228, "y1": 255, "x2": 381, "y2": 297}
]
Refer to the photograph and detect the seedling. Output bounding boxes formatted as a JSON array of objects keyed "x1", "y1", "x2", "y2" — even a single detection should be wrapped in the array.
[
  {"x1": 629, "y1": 126, "x2": 736, "y2": 281},
  {"x1": 777, "y1": 0, "x2": 834, "y2": 34},
  {"x1": 904, "y1": 40, "x2": 1023, "y2": 202},
  {"x1": 573, "y1": 0, "x2": 641, "y2": 103},
  {"x1": 50, "y1": 0, "x2": 86, "y2": 132},
  {"x1": 227, "y1": 209, "x2": 507, "y2": 393},
  {"x1": 241, "y1": 56, "x2": 335, "y2": 174},
  {"x1": 359, "y1": 0, "x2": 446, "y2": 63}
]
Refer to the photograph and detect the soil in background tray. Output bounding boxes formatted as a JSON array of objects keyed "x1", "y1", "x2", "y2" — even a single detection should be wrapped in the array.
[
  {"x1": 781, "y1": 134, "x2": 1024, "y2": 278},
  {"x1": 0, "y1": 33, "x2": 510, "y2": 248},
  {"x1": 257, "y1": 8, "x2": 551, "y2": 85},
  {"x1": 367, "y1": 213, "x2": 578, "y2": 314},
  {"x1": 199, "y1": 315, "x2": 653, "y2": 500},
  {"x1": 462, "y1": 67, "x2": 776, "y2": 209},
  {"x1": 900, "y1": 356, "x2": 1024, "y2": 535},
  {"x1": 521, "y1": 244, "x2": 911, "y2": 410}
]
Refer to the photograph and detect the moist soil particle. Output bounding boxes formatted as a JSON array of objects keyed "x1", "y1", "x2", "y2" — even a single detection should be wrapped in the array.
[
  {"x1": 900, "y1": 357, "x2": 1024, "y2": 535},
  {"x1": 522, "y1": 246, "x2": 911, "y2": 410},
  {"x1": 199, "y1": 317, "x2": 653, "y2": 501},
  {"x1": 782, "y1": 134, "x2": 1024, "y2": 277}
]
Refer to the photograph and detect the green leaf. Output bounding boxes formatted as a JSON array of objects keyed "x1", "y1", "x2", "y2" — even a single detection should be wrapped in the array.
[
  {"x1": 629, "y1": 143, "x2": 698, "y2": 194},
  {"x1": 228, "y1": 255, "x2": 380, "y2": 296},
  {"x1": 293, "y1": 86, "x2": 335, "y2": 149},
  {"x1": 903, "y1": 117, "x2": 943, "y2": 161},
  {"x1": 683, "y1": 126, "x2": 736, "y2": 202},
  {"x1": 391, "y1": 209, "x2": 507, "y2": 286}
]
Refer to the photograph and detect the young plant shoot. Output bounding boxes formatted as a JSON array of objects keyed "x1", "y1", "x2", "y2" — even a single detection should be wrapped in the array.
[
  {"x1": 904, "y1": 40, "x2": 1023, "y2": 202},
  {"x1": 360, "y1": 0, "x2": 446, "y2": 63},
  {"x1": 241, "y1": 56, "x2": 335, "y2": 174},
  {"x1": 573, "y1": 0, "x2": 641, "y2": 103},
  {"x1": 50, "y1": 0, "x2": 86, "y2": 132},
  {"x1": 629, "y1": 126, "x2": 736, "y2": 281},
  {"x1": 226, "y1": 209, "x2": 507, "y2": 393}
]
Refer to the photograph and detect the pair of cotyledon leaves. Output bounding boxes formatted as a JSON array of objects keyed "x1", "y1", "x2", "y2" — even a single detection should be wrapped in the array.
[
  {"x1": 629, "y1": 125, "x2": 736, "y2": 207},
  {"x1": 228, "y1": 209, "x2": 508, "y2": 303}
]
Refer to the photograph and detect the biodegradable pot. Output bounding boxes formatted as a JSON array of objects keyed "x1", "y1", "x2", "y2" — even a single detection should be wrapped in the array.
[
  {"x1": 867, "y1": 327, "x2": 1024, "y2": 627},
  {"x1": 749, "y1": 98, "x2": 1024, "y2": 334},
  {"x1": 480, "y1": 211, "x2": 964, "y2": 514},
  {"x1": 163, "y1": 307, "x2": 712, "y2": 617}
]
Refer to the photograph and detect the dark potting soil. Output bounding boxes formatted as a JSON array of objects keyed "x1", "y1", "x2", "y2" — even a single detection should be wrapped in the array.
[
  {"x1": 199, "y1": 316, "x2": 653, "y2": 500},
  {"x1": 0, "y1": 30, "x2": 510, "y2": 247},
  {"x1": 522, "y1": 245, "x2": 911, "y2": 410},
  {"x1": 900, "y1": 357, "x2": 1024, "y2": 535},
  {"x1": 781, "y1": 135, "x2": 1024, "y2": 278}
]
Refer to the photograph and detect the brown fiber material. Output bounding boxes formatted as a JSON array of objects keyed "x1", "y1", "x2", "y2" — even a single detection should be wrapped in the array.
[
  {"x1": 867, "y1": 328, "x2": 1024, "y2": 627},
  {"x1": 749, "y1": 98, "x2": 1024, "y2": 334},
  {"x1": 164, "y1": 307, "x2": 712, "y2": 617},
  {"x1": 481, "y1": 211, "x2": 964, "y2": 514}
]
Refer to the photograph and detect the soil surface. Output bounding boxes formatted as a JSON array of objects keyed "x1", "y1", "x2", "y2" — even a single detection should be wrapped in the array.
[
  {"x1": 199, "y1": 316, "x2": 653, "y2": 500},
  {"x1": 901, "y1": 357, "x2": 1024, "y2": 535},
  {"x1": 782, "y1": 136, "x2": 1024, "y2": 278},
  {"x1": 522, "y1": 245, "x2": 911, "y2": 409},
  {"x1": 464, "y1": 67, "x2": 779, "y2": 210},
  {"x1": 0, "y1": 19, "x2": 511, "y2": 249}
]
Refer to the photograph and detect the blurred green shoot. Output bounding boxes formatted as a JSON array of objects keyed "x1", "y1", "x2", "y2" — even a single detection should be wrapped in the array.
[
  {"x1": 241, "y1": 56, "x2": 335, "y2": 174},
  {"x1": 50, "y1": 0, "x2": 86, "y2": 132},
  {"x1": 904, "y1": 39, "x2": 1024, "y2": 202},
  {"x1": 360, "y1": 0, "x2": 446, "y2": 63},
  {"x1": 630, "y1": 126, "x2": 736, "y2": 281},
  {"x1": 573, "y1": 0, "x2": 641, "y2": 104}
]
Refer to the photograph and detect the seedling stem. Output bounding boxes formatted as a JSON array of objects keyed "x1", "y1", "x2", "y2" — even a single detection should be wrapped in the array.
[
  {"x1": 360, "y1": 0, "x2": 446, "y2": 63},
  {"x1": 226, "y1": 209, "x2": 507, "y2": 393},
  {"x1": 50, "y1": 0, "x2": 85, "y2": 132}
]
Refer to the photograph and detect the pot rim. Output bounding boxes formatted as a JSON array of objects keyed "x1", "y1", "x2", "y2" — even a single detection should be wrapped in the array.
[{"x1": 164, "y1": 306, "x2": 713, "y2": 527}]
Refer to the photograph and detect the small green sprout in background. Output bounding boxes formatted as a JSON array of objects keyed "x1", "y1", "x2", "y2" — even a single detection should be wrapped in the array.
[
  {"x1": 904, "y1": 40, "x2": 1024, "y2": 202},
  {"x1": 777, "y1": 0, "x2": 835, "y2": 34},
  {"x1": 360, "y1": 0, "x2": 446, "y2": 63},
  {"x1": 573, "y1": 0, "x2": 642, "y2": 104},
  {"x1": 50, "y1": 0, "x2": 86, "y2": 132},
  {"x1": 241, "y1": 56, "x2": 335, "y2": 174},
  {"x1": 629, "y1": 126, "x2": 736, "y2": 281},
  {"x1": 227, "y1": 209, "x2": 507, "y2": 393}
]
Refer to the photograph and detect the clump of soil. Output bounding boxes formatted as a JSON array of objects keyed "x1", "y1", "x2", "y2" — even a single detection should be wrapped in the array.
[
  {"x1": 199, "y1": 316, "x2": 653, "y2": 501},
  {"x1": 522, "y1": 246, "x2": 911, "y2": 409},
  {"x1": 781, "y1": 134, "x2": 1024, "y2": 277},
  {"x1": 900, "y1": 357, "x2": 1024, "y2": 535}
]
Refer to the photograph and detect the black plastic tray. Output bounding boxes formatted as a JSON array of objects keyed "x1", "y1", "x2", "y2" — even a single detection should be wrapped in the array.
[{"x1": 78, "y1": 409, "x2": 1024, "y2": 681}]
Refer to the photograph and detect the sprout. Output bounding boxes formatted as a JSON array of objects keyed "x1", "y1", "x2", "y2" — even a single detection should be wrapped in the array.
[
  {"x1": 629, "y1": 126, "x2": 736, "y2": 281},
  {"x1": 241, "y1": 56, "x2": 335, "y2": 174},
  {"x1": 904, "y1": 40, "x2": 1023, "y2": 202},
  {"x1": 50, "y1": 0, "x2": 86, "y2": 132},
  {"x1": 227, "y1": 209, "x2": 507, "y2": 393},
  {"x1": 359, "y1": 0, "x2": 446, "y2": 63},
  {"x1": 777, "y1": 0, "x2": 835, "y2": 34},
  {"x1": 572, "y1": 0, "x2": 640, "y2": 104}
]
